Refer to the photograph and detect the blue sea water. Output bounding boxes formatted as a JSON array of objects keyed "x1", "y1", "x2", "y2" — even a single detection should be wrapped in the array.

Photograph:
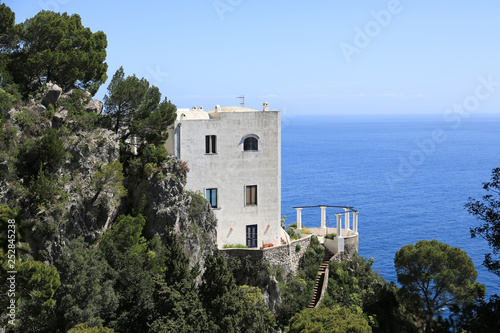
[{"x1": 281, "y1": 113, "x2": 500, "y2": 297}]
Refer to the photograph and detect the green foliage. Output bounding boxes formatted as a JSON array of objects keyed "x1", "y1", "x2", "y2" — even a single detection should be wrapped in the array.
[
  {"x1": 301, "y1": 228, "x2": 312, "y2": 234},
  {"x1": 100, "y1": 214, "x2": 146, "y2": 257},
  {"x1": 0, "y1": 3, "x2": 16, "y2": 53},
  {"x1": 99, "y1": 214, "x2": 155, "y2": 332},
  {"x1": 287, "y1": 226, "x2": 302, "y2": 240},
  {"x1": 37, "y1": 127, "x2": 67, "y2": 169},
  {"x1": 281, "y1": 215, "x2": 287, "y2": 229},
  {"x1": 200, "y1": 250, "x2": 275, "y2": 332},
  {"x1": 466, "y1": 167, "x2": 500, "y2": 278},
  {"x1": 8, "y1": 10, "x2": 107, "y2": 94},
  {"x1": 225, "y1": 254, "x2": 271, "y2": 290},
  {"x1": 18, "y1": 127, "x2": 68, "y2": 176},
  {"x1": 458, "y1": 294, "x2": 500, "y2": 332},
  {"x1": 394, "y1": 239, "x2": 485, "y2": 332},
  {"x1": 223, "y1": 244, "x2": 249, "y2": 249},
  {"x1": 325, "y1": 233, "x2": 337, "y2": 240},
  {"x1": 0, "y1": 88, "x2": 19, "y2": 112},
  {"x1": 0, "y1": 204, "x2": 20, "y2": 253},
  {"x1": 295, "y1": 244, "x2": 301, "y2": 251},
  {"x1": 142, "y1": 143, "x2": 168, "y2": 166},
  {"x1": 29, "y1": 166, "x2": 62, "y2": 208},
  {"x1": 276, "y1": 236, "x2": 325, "y2": 328},
  {"x1": 13, "y1": 106, "x2": 47, "y2": 137},
  {"x1": 287, "y1": 306, "x2": 372, "y2": 333},
  {"x1": 148, "y1": 231, "x2": 209, "y2": 333},
  {"x1": 55, "y1": 238, "x2": 118, "y2": 330},
  {"x1": 58, "y1": 89, "x2": 100, "y2": 130},
  {"x1": 90, "y1": 160, "x2": 127, "y2": 206},
  {"x1": 187, "y1": 190, "x2": 210, "y2": 222},
  {"x1": 12, "y1": 259, "x2": 61, "y2": 333},
  {"x1": 103, "y1": 66, "x2": 176, "y2": 163},
  {"x1": 68, "y1": 323, "x2": 114, "y2": 333},
  {"x1": 323, "y1": 255, "x2": 411, "y2": 332}
]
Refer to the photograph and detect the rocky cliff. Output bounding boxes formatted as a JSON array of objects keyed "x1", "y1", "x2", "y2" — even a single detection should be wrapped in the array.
[{"x1": 0, "y1": 83, "x2": 217, "y2": 267}]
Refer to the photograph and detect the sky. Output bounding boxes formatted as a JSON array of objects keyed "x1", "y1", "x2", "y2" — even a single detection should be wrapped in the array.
[{"x1": 5, "y1": 0, "x2": 500, "y2": 115}]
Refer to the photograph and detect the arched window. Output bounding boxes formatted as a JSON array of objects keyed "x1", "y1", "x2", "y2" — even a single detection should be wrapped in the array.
[{"x1": 243, "y1": 135, "x2": 259, "y2": 151}]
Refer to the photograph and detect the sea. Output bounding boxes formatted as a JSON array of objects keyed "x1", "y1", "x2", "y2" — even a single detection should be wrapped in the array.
[{"x1": 280, "y1": 113, "x2": 500, "y2": 297}]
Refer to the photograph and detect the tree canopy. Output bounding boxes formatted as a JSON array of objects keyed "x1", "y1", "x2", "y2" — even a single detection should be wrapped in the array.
[
  {"x1": 103, "y1": 67, "x2": 176, "y2": 151},
  {"x1": 4, "y1": 9, "x2": 107, "y2": 94},
  {"x1": 286, "y1": 307, "x2": 372, "y2": 333},
  {"x1": 394, "y1": 239, "x2": 485, "y2": 332},
  {"x1": 466, "y1": 167, "x2": 500, "y2": 278}
]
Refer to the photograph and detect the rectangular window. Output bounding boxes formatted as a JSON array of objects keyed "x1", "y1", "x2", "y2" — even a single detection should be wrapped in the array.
[
  {"x1": 246, "y1": 224, "x2": 258, "y2": 248},
  {"x1": 245, "y1": 185, "x2": 257, "y2": 205},
  {"x1": 205, "y1": 135, "x2": 216, "y2": 154},
  {"x1": 206, "y1": 188, "x2": 217, "y2": 208}
]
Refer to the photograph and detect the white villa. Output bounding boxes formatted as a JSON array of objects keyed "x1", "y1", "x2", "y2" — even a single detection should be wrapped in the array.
[{"x1": 165, "y1": 103, "x2": 282, "y2": 249}]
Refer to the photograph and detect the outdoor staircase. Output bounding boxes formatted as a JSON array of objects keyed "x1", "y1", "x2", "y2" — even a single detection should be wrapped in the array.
[{"x1": 307, "y1": 248, "x2": 335, "y2": 308}]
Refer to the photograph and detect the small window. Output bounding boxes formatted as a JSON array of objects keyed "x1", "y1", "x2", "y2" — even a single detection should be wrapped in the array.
[
  {"x1": 205, "y1": 135, "x2": 217, "y2": 154},
  {"x1": 206, "y1": 188, "x2": 217, "y2": 208},
  {"x1": 245, "y1": 185, "x2": 257, "y2": 205},
  {"x1": 243, "y1": 136, "x2": 258, "y2": 151}
]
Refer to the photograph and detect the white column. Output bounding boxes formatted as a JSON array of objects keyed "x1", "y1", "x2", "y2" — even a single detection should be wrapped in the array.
[
  {"x1": 295, "y1": 208, "x2": 303, "y2": 230},
  {"x1": 320, "y1": 206, "x2": 327, "y2": 229},
  {"x1": 344, "y1": 207, "x2": 351, "y2": 230},
  {"x1": 335, "y1": 213, "x2": 344, "y2": 252},
  {"x1": 353, "y1": 210, "x2": 358, "y2": 234},
  {"x1": 335, "y1": 213, "x2": 342, "y2": 238}
]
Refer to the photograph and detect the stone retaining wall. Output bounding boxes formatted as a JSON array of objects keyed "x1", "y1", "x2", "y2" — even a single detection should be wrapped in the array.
[{"x1": 221, "y1": 235, "x2": 313, "y2": 274}]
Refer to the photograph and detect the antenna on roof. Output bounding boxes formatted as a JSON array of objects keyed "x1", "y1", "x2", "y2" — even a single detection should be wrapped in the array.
[{"x1": 236, "y1": 96, "x2": 245, "y2": 107}]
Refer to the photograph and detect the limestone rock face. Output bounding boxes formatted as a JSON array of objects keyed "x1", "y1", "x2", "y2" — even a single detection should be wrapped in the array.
[
  {"x1": 64, "y1": 128, "x2": 121, "y2": 239},
  {"x1": 262, "y1": 275, "x2": 282, "y2": 312},
  {"x1": 85, "y1": 99, "x2": 103, "y2": 114},
  {"x1": 132, "y1": 158, "x2": 217, "y2": 275},
  {"x1": 41, "y1": 82, "x2": 62, "y2": 108},
  {"x1": 53, "y1": 108, "x2": 68, "y2": 123},
  {"x1": 1, "y1": 84, "x2": 219, "y2": 274},
  {"x1": 25, "y1": 128, "x2": 122, "y2": 262}
]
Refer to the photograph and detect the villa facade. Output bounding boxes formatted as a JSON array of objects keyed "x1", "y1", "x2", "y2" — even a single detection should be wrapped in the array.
[{"x1": 165, "y1": 103, "x2": 282, "y2": 249}]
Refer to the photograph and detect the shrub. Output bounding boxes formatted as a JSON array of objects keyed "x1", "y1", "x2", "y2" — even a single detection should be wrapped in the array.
[
  {"x1": 30, "y1": 166, "x2": 61, "y2": 207},
  {"x1": 68, "y1": 323, "x2": 114, "y2": 333},
  {"x1": 295, "y1": 244, "x2": 301, "y2": 251},
  {"x1": 287, "y1": 227, "x2": 302, "y2": 240},
  {"x1": 38, "y1": 127, "x2": 67, "y2": 170},
  {"x1": 223, "y1": 244, "x2": 249, "y2": 249},
  {"x1": 141, "y1": 143, "x2": 168, "y2": 167},
  {"x1": 58, "y1": 89, "x2": 99, "y2": 130},
  {"x1": 325, "y1": 233, "x2": 337, "y2": 240},
  {"x1": 287, "y1": 307, "x2": 372, "y2": 333},
  {"x1": 187, "y1": 190, "x2": 209, "y2": 222},
  {"x1": 301, "y1": 227, "x2": 312, "y2": 234}
]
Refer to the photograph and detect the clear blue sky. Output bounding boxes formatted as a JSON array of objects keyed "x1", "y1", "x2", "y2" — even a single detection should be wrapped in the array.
[{"x1": 5, "y1": 0, "x2": 500, "y2": 115}]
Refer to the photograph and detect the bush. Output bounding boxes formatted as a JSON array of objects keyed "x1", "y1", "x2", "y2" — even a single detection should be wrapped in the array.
[
  {"x1": 58, "y1": 89, "x2": 100, "y2": 130},
  {"x1": 141, "y1": 143, "x2": 168, "y2": 167},
  {"x1": 30, "y1": 166, "x2": 62, "y2": 207},
  {"x1": 301, "y1": 228, "x2": 312, "y2": 234},
  {"x1": 223, "y1": 244, "x2": 249, "y2": 249},
  {"x1": 68, "y1": 323, "x2": 114, "y2": 333},
  {"x1": 295, "y1": 244, "x2": 302, "y2": 251},
  {"x1": 38, "y1": 127, "x2": 67, "y2": 169},
  {"x1": 287, "y1": 227, "x2": 301, "y2": 240},
  {"x1": 325, "y1": 233, "x2": 337, "y2": 240},
  {"x1": 287, "y1": 307, "x2": 372, "y2": 333}
]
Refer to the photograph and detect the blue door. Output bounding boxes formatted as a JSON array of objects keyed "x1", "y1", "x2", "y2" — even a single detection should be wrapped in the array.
[{"x1": 246, "y1": 224, "x2": 258, "y2": 248}]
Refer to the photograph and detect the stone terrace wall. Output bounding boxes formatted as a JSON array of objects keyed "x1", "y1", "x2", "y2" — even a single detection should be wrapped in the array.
[{"x1": 221, "y1": 235, "x2": 313, "y2": 274}]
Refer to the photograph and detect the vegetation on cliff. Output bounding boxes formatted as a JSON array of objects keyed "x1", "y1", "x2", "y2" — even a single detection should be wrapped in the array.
[{"x1": 1, "y1": 2, "x2": 499, "y2": 332}]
